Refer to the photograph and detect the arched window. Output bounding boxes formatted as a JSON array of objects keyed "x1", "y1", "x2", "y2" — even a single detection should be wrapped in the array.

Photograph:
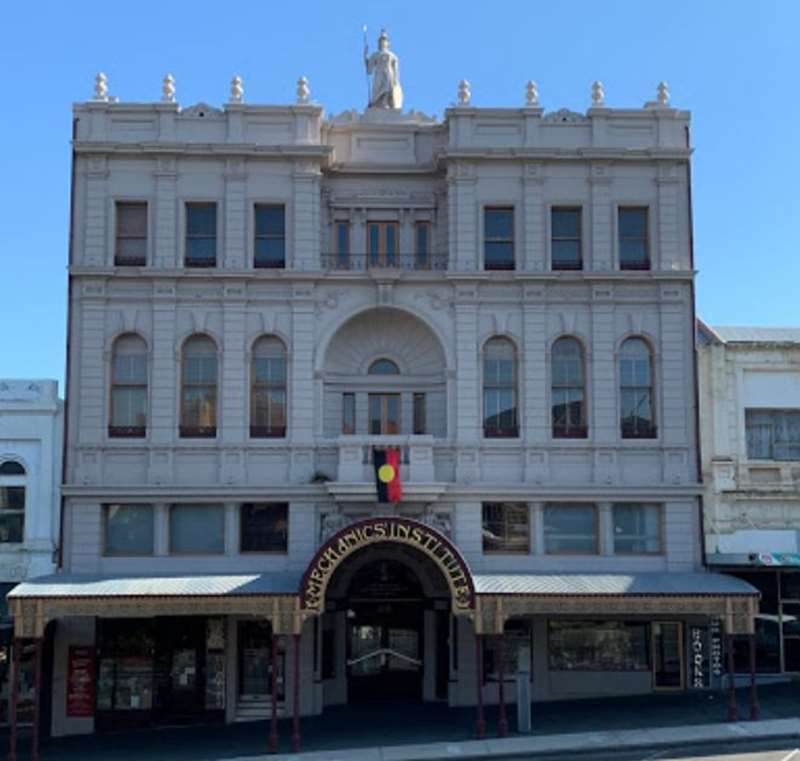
[
  {"x1": 0, "y1": 460, "x2": 25, "y2": 543},
  {"x1": 368, "y1": 358, "x2": 400, "y2": 375},
  {"x1": 552, "y1": 337, "x2": 587, "y2": 438},
  {"x1": 109, "y1": 334, "x2": 148, "y2": 437},
  {"x1": 483, "y1": 337, "x2": 518, "y2": 438},
  {"x1": 620, "y1": 338, "x2": 656, "y2": 439},
  {"x1": 180, "y1": 335, "x2": 218, "y2": 438},
  {"x1": 250, "y1": 336, "x2": 287, "y2": 438}
]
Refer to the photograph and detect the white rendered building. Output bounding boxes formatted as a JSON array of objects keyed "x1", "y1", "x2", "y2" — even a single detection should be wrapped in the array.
[
  {"x1": 698, "y1": 323, "x2": 800, "y2": 676},
  {"x1": 8, "y1": 40, "x2": 757, "y2": 750}
]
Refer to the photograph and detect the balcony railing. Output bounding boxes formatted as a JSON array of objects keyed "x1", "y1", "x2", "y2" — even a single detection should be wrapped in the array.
[{"x1": 321, "y1": 253, "x2": 447, "y2": 272}]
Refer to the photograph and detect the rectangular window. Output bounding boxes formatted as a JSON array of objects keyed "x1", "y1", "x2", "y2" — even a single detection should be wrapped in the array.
[
  {"x1": 484, "y1": 207, "x2": 514, "y2": 270},
  {"x1": 342, "y1": 393, "x2": 356, "y2": 435},
  {"x1": 115, "y1": 202, "x2": 147, "y2": 266},
  {"x1": 369, "y1": 393, "x2": 400, "y2": 435},
  {"x1": 413, "y1": 393, "x2": 426, "y2": 435},
  {"x1": 0, "y1": 487, "x2": 24, "y2": 543},
  {"x1": 483, "y1": 620, "x2": 531, "y2": 680},
  {"x1": 482, "y1": 502, "x2": 530, "y2": 554},
  {"x1": 544, "y1": 503, "x2": 597, "y2": 554},
  {"x1": 612, "y1": 503, "x2": 662, "y2": 554},
  {"x1": 104, "y1": 504, "x2": 154, "y2": 556},
  {"x1": 185, "y1": 203, "x2": 217, "y2": 267},
  {"x1": 169, "y1": 504, "x2": 224, "y2": 554},
  {"x1": 618, "y1": 207, "x2": 649, "y2": 270},
  {"x1": 240, "y1": 503, "x2": 288, "y2": 553},
  {"x1": 415, "y1": 221, "x2": 431, "y2": 269},
  {"x1": 334, "y1": 221, "x2": 350, "y2": 269},
  {"x1": 367, "y1": 221, "x2": 399, "y2": 267},
  {"x1": 548, "y1": 621, "x2": 650, "y2": 671},
  {"x1": 746, "y1": 409, "x2": 800, "y2": 460},
  {"x1": 551, "y1": 207, "x2": 582, "y2": 270},
  {"x1": 254, "y1": 205, "x2": 285, "y2": 269}
]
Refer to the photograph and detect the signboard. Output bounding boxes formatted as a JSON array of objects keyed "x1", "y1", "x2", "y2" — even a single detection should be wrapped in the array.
[
  {"x1": 66, "y1": 646, "x2": 95, "y2": 717},
  {"x1": 710, "y1": 619, "x2": 723, "y2": 681},
  {"x1": 300, "y1": 517, "x2": 475, "y2": 614},
  {"x1": 688, "y1": 626, "x2": 711, "y2": 689}
]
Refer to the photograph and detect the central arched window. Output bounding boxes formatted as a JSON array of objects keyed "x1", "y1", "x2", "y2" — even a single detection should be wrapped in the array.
[
  {"x1": 483, "y1": 337, "x2": 518, "y2": 438},
  {"x1": 620, "y1": 337, "x2": 656, "y2": 439},
  {"x1": 368, "y1": 358, "x2": 400, "y2": 375},
  {"x1": 180, "y1": 335, "x2": 218, "y2": 438},
  {"x1": 109, "y1": 333, "x2": 148, "y2": 438},
  {"x1": 0, "y1": 460, "x2": 25, "y2": 543},
  {"x1": 250, "y1": 336, "x2": 287, "y2": 438},
  {"x1": 552, "y1": 337, "x2": 587, "y2": 438}
]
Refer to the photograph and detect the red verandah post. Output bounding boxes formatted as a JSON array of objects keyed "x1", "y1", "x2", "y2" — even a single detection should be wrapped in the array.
[
  {"x1": 726, "y1": 633, "x2": 738, "y2": 722},
  {"x1": 31, "y1": 638, "x2": 43, "y2": 761},
  {"x1": 8, "y1": 637, "x2": 21, "y2": 761},
  {"x1": 497, "y1": 633, "x2": 508, "y2": 737},
  {"x1": 269, "y1": 632, "x2": 279, "y2": 753},
  {"x1": 748, "y1": 633, "x2": 760, "y2": 721},
  {"x1": 475, "y1": 633, "x2": 486, "y2": 739},
  {"x1": 291, "y1": 633, "x2": 301, "y2": 752}
]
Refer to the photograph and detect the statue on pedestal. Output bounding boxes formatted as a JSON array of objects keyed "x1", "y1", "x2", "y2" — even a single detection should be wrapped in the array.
[{"x1": 364, "y1": 29, "x2": 403, "y2": 110}]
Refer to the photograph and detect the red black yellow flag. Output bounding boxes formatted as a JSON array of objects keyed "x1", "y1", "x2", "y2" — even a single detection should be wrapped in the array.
[{"x1": 373, "y1": 447, "x2": 403, "y2": 503}]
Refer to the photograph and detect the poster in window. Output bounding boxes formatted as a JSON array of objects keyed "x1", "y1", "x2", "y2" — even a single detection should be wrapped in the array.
[{"x1": 66, "y1": 646, "x2": 96, "y2": 717}]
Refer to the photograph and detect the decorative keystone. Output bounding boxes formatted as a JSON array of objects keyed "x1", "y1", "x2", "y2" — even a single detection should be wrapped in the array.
[
  {"x1": 457, "y1": 79, "x2": 471, "y2": 106},
  {"x1": 657, "y1": 81, "x2": 670, "y2": 106},
  {"x1": 591, "y1": 80, "x2": 605, "y2": 106},
  {"x1": 93, "y1": 72, "x2": 109, "y2": 101},
  {"x1": 161, "y1": 73, "x2": 176, "y2": 103},
  {"x1": 296, "y1": 76, "x2": 310, "y2": 104},
  {"x1": 525, "y1": 80, "x2": 539, "y2": 107},
  {"x1": 229, "y1": 75, "x2": 244, "y2": 103}
]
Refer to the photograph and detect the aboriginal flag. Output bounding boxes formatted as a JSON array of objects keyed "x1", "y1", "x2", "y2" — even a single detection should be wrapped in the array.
[{"x1": 373, "y1": 447, "x2": 403, "y2": 503}]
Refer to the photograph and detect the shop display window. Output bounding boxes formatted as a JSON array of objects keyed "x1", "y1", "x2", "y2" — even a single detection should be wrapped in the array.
[
  {"x1": 97, "y1": 620, "x2": 155, "y2": 713},
  {"x1": 548, "y1": 620, "x2": 650, "y2": 671}
]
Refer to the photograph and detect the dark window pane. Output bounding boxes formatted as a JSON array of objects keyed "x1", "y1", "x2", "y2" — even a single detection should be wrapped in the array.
[
  {"x1": 336, "y1": 223, "x2": 350, "y2": 256},
  {"x1": 186, "y1": 238, "x2": 216, "y2": 264},
  {"x1": 552, "y1": 240, "x2": 582, "y2": 269},
  {"x1": 241, "y1": 503, "x2": 288, "y2": 552},
  {"x1": 186, "y1": 205, "x2": 217, "y2": 236},
  {"x1": 0, "y1": 462, "x2": 25, "y2": 476},
  {"x1": 117, "y1": 203, "x2": 147, "y2": 236},
  {"x1": 549, "y1": 621, "x2": 649, "y2": 671},
  {"x1": 485, "y1": 209, "x2": 513, "y2": 239},
  {"x1": 0, "y1": 514, "x2": 23, "y2": 543},
  {"x1": 0, "y1": 487, "x2": 24, "y2": 511},
  {"x1": 413, "y1": 393, "x2": 426, "y2": 435},
  {"x1": 255, "y1": 206, "x2": 285, "y2": 236},
  {"x1": 620, "y1": 239, "x2": 648, "y2": 267},
  {"x1": 544, "y1": 504, "x2": 597, "y2": 553},
  {"x1": 105, "y1": 504, "x2": 154, "y2": 555},
  {"x1": 619, "y1": 208, "x2": 647, "y2": 238},
  {"x1": 368, "y1": 359, "x2": 399, "y2": 375},
  {"x1": 169, "y1": 505, "x2": 224, "y2": 554},
  {"x1": 482, "y1": 502, "x2": 529, "y2": 553},
  {"x1": 484, "y1": 242, "x2": 514, "y2": 269},
  {"x1": 551, "y1": 208, "x2": 580, "y2": 238},
  {"x1": 342, "y1": 393, "x2": 355, "y2": 435},
  {"x1": 613, "y1": 504, "x2": 661, "y2": 553},
  {"x1": 255, "y1": 238, "x2": 285, "y2": 267}
]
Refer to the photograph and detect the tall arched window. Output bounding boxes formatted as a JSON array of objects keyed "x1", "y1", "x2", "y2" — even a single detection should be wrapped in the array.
[
  {"x1": 552, "y1": 337, "x2": 587, "y2": 438},
  {"x1": 180, "y1": 335, "x2": 218, "y2": 438},
  {"x1": 250, "y1": 336, "x2": 287, "y2": 438},
  {"x1": 0, "y1": 460, "x2": 25, "y2": 543},
  {"x1": 620, "y1": 337, "x2": 656, "y2": 439},
  {"x1": 483, "y1": 337, "x2": 518, "y2": 438},
  {"x1": 109, "y1": 334, "x2": 148, "y2": 437}
]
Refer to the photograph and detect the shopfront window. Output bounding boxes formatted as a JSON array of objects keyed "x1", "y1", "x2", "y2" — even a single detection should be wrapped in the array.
[
  {"x1": 729, "y1": 571, "x2": 781, "y2": 673},
  {"x1": 97, "y1": 619, "x2": 156, "y2": 713},
  {"x1": 548, "y1": 621, "x2": 650, "y2": 671},
  {"x1": 483, "y1": 620, "x2": 531, "y2": 680},
  {"x1": 169, "y1": 505, "x2": 224, "y2": 555},
  {"x1": 104, "y1": 504, "x2": 154, "y2": 556}
]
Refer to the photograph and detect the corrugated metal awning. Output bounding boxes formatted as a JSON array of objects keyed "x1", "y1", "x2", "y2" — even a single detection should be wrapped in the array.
[{"x1": 472, "y1": 572, "x2": 759, "y2": 597}]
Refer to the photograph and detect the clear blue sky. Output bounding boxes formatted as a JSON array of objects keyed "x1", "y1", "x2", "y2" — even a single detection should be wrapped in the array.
[{"x1": 2, "y1": 0, "x2": 799, "y2": 388}]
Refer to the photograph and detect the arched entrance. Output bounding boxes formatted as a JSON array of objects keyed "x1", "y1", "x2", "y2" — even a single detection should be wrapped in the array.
[{"x1": 299, "y1": 517, "x2": 475, "y2": 706}]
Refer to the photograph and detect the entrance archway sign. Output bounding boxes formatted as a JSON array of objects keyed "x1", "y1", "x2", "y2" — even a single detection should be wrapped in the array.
[{"x1": 300, "y1": 517, "x2": 475, "y2": 615}]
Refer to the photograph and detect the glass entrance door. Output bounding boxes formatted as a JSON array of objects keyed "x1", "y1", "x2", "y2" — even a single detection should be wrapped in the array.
[
  {"x1": 238, "y1": 620, "x2": 273, "y2": 697},
  {"x1": 653, "y1": 622, "x2": 684, "y2": 690},
  {"x1": 347, "y1": 604, "x2": 423, "y2": 701}
]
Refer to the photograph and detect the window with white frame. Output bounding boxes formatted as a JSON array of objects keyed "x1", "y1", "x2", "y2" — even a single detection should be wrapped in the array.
[
  {"x1": 544, "y1": 503, "x2": 597, "y2": 554},
  {"x1": 169, "y1": 504, "x2": 224, "y2": 554},
  {"x1": 612, "y1": 503, "x2": 662, "y2": 554},
  {"x1": 104, "y1": 504, "x2": 154, "y2": 556},
  {"x1": 109, "y1": 333, "x2": 148, "y2": 438},
  {"x1": 0, "y1": 461, "x2": 25, "y2": 543}
]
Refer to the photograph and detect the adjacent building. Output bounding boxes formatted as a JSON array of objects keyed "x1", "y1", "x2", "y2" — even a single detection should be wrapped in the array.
[
  {"x1": 698, "y1": 323, "x2": 800, "y2": 677},
  {"x1": 0, "y1": 380, "x2": 62, "y2": 728},
  {"x1": 9, "y1": 38, "x2": 757, "y2": 751}
]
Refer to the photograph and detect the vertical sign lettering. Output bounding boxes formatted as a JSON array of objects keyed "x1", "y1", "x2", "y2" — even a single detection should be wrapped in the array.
[
  {"x1": 689, "y1": 626, "x2": 709, "y2": 689},
  {"x1": 66, "y1": 646, "x2": 96, "y2": 717}
]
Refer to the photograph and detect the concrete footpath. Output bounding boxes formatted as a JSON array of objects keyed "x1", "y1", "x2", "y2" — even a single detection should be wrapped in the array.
[{"x1": 274, "y1": 718, "x2": 800, "y2": 761}]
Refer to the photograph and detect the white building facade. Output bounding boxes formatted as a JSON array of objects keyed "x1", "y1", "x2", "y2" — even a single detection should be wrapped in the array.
[
  {"x1": 698, "y1": 324, "x2": 800, "y2": 677},
  {"x1": 9, "y1": 52, "x2": 758, "y2": 751},
  {"x1": 0, "y1": 380, "x2": 62, "y2": 728}
]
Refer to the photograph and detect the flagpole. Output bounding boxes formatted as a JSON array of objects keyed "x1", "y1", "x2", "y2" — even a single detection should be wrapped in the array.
[{"x1": 362, "y1": 25, "x2": 370, "y2": 105}]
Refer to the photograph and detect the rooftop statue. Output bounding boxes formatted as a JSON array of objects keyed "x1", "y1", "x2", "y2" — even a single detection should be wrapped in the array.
[{"x1": 364, "y1": 29, "x2": 403, "y2": 110}]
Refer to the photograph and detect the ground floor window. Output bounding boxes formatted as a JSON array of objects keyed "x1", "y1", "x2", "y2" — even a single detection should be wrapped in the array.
[
  {"x1": 548, "y1": 620, "x2": 650, "y2": 671},
  {"x1": 237, "y1": 620, "x2": 283, "y2": 700},
  {"x1": 483, "y1": 620, "x2": 532, "y2": 680}
]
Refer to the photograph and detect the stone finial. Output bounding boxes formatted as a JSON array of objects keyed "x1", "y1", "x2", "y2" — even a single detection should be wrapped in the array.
[
  {"x1": 525, "y1": 80, "x2": 539, "y2": 107},
  {"x1": 229, "y1": 75, "x2": 244, "y2": 104},
  {"x1": 161, "y1": 73, "x2": 176, "y2": 103},
  {"x1": 591, "y1": 80, "x2": 605, "y2": 106},
  {"x1": 457, "y1": 79, "x2": 471, "y2": 106},
  {"x1": 93, "y1": 72, "x2": 109, "y2": 101},
  {"x1": 296, "y1": 76, "x2": 310, "y2": 104},
  {"x1": 657, "y1": 81, "x2": 670, "y2": 106}
]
